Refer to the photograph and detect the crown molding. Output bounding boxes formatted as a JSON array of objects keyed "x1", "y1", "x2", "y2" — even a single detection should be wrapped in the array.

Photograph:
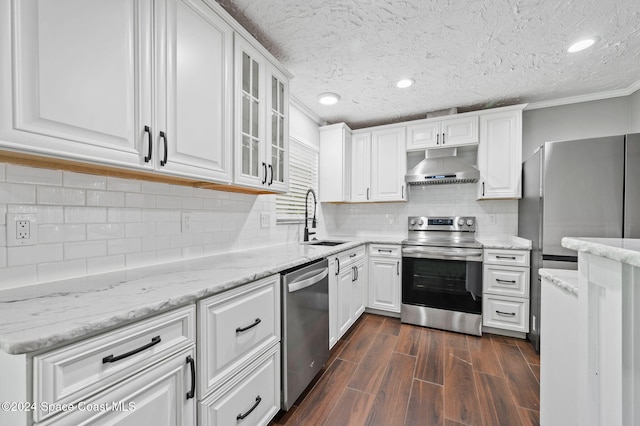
[
  {"x1": 290, "y1": 96, "x2": 327, "y2": 125},
  {"x1": 526, "y1": 79, "x2": 640, "y2": 110}
]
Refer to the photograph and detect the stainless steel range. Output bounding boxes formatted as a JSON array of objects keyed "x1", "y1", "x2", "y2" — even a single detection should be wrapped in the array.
[{"x1": 401, "y1": 216, "x2": 483, "y2": 336}]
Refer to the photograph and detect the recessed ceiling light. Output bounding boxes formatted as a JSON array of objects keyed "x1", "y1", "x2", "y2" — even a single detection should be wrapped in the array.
[
  {"x1": 396, "y1": 78, "x2": 415, "y2": 89},
  {"x1": 568, "y1": 38, "x2": 597, "y2": 53},
  {"x1": 317, "y1": 92, "x2": 341, "y2": 105}
]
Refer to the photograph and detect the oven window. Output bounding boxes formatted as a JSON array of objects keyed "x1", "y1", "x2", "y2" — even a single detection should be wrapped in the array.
[{"x1": 402, "y1": 257, "x2": 482, "y2": 314}]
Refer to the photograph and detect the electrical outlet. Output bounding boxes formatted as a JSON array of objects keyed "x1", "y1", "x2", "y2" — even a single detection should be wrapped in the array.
[
  {"x1": 6, "y1": 213, "x2": 37, "y2": 247},
  {"x1": 181, "y1": 212, "x2": 192, "y2": 233}
]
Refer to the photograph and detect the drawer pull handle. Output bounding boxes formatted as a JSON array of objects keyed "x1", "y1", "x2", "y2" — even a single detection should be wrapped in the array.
[
  {"x1": 236, "y1": 318, "x2": 261, "y2": 333},
  {"x1": 237, "y1": 396, "x2": 262, "y2": 421},
  {"x1": 186, "y1": 355, "x2": 196, "y2": 400},
  {"x1": 350, "y1": 253, "x2": 357, "y2": 258},
  {"x1": 496, "y1": 256, "x2": 516, "y2": 260},
  {"x1": 496, "y1": 278, "x2": 517, "y2": 284},
  {"x1": 496, "y1": 310, "x2": 516, "y2": 317},
  {"x1": 102, "y1": 336, "x2": 161, "y2": 363},
  {"x1": 378, "y1": 249, "x2": 392, "y2": 253}
]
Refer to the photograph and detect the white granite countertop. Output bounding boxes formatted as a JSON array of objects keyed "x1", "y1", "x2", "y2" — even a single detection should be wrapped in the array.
[
  {"x1": 0, "y1": 241, "x2": 365, "y2": 355},
  {"x1": 562, "y1": 237, "x2": 640, "y2": 268},
  {"x1": 322, "y1": 234, "x2": 405, "y2": 244},
  {"x1": 540, "y1": 268, "x2": 579, "y2": 296},
  {"x1": 477, "y1": 236, "x2": 532, "y2": 250}
]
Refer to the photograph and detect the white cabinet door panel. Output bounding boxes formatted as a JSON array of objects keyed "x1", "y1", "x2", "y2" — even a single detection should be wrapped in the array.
[
  {"x1": 441, "y1": 116, "x2": 478, "y2": 147},
  {"x1": 337, "y1": 267, "x2": 353, "y2": 338},
  {"x1": 160, "y1": 0, "x2": 233, "y2": 182},
  {"x1": 371, "y1": 128, "x2": 406, "y2": 201},
  {"x1": 3, "y1": 0, "x2": 150, "y2": 167},
  {"x1": 351, "y1": 132, "x2": 371, "y2": 202}
]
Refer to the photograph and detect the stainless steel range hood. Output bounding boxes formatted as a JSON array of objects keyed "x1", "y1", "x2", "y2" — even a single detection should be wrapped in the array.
[{"x1": 405, "y1": 148, "x2": 480, "y2": 185}]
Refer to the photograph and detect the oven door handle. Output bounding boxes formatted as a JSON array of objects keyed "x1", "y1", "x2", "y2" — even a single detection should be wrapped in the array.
[{"x1": 401, "y1": 247, "x2": 483, "y2": 262}]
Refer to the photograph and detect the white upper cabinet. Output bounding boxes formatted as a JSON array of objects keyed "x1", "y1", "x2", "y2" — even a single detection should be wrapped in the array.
[
  {"x1": 0, "y1": 0, "x2": 150, "y2": 168},
  {"x1": 319, "y1": 123, "x2": 351, "y2": 202},
  {"x1": 406, "y1": 115, "x2": 478, "y2": 151},
  {"x1": 233, "y1": 36, "x2": 289, "y2": 193},
  {"x1": 370, "y1": 127, "x2": 407, "y2": 201},
  {"x1": 477, "y1": 106, "x2": 525, "y2": 199},
  {"x1": 158, "y1": 0, "x2": 233, "y2": 182},
  {"x1": 351, "y1": 132, "x2": 372, "y2": 202}
]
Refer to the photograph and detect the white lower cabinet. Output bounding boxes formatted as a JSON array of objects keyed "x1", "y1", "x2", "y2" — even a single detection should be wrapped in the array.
[
  {"x1": 197, "y1": 274, "x2": 281, "y2": 425},
  {"x1": 482, "y1": 248, "x2": 531, "y2": 335},
  {"x1": 199, "y1": 344, "x2": 280, "y2": 426},
  {"x1": 41, "y1": 347, "x2": 196, "y2": 426},
  {"x1": 328, "y1": 245, "x2": 367, "y2": 348},
  {"x1": 367, "y1": 244, "x2": 401, "y2": 313}
]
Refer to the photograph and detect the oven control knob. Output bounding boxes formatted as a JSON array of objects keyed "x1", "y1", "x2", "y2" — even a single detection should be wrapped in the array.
[
  {"x1": 466, "y1": 219, "x2": 474, "y2": 226},
  {"x1": 410, "y1": 219, "x2": 416, "y2": 225},
  {"x1": 457, "y1": 219, "x2": 465, "y2": 226},
  {"x1": 417, "y1": 219, "x2": 424, "y2": 225}
]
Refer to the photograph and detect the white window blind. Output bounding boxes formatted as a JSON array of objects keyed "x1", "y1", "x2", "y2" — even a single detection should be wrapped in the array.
[{"x1": 276, "y1": 138, "x2": 318, "y2": 223}]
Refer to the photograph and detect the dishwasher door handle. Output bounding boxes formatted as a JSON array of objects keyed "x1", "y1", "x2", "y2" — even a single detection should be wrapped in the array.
[{"x1": 288, "y1": 269, "x2": 329, "y2": 293}]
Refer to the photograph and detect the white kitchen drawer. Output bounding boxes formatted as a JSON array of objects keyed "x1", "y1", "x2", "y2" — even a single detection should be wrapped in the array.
[
  {"x1": 199, "y1": 343, "x2": 280, "y2": 426},
  {"x1": 368, "y1": 244, "x2": 401, "y2": 258},
  {"x1": 39, "y1": 346, "x2": 196, "y2": 426},
  {"x1": 198, "y1": 275, "x2": 280, "y2": 397},
  {"x1": 483, "y1": 295, "x2": 529, "y2": 333},
  {"x1": 33, "y1": 305, "x2": 195, "y2": 422},
  {"x1": 337, "y1": 245, "x2": 366, "y2": 269},
  {"x1": 483, "y1": 264, "x2": 530, "y2": 298},
  {"x1": 484, "y1": 249, "x2": 530, "y2": 267}
]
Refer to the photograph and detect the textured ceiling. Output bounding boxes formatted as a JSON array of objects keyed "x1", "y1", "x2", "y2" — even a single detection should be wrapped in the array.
[{"x1": 217, "y1": 0, "x2": 640, "y2": 129}]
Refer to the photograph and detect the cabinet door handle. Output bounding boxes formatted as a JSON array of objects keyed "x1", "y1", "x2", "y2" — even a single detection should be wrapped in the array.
[
  {"x1": 102, "y1": 336, "x2": 161, "y2": 363},
  {"x1": 366, "y1": 188, "x2": 370, "y2": 200},
  {"x1": 351, "y1": 266, "x2": 355, "y2": 282},
  {"x1": 436, "y1": 133, "x2": 440, "y2": 145},
  {"x1": 262, "y1": 162, "x2": 267, "y2": 184},
  {"x1": 350, "y1": 253, "x2": 357, "y2": 258},
  {"x1": 496, "y1": 256, "x2": 517, "y2": 260},
  {"x1": 159, "y1": 131, "x2": 168, "y2": 166},
  {"x1": 336, "y1": 257, "x2": 340, "y2": 275},
  {"x1": 143, "y1": 126, "x2": 152, "y2": 163},
  {"x1": 442, "y1": 132, "x2": 445, "y2": 144},
  {"x1": 268, "y1": 164, "x2": 273, "y2": 185},
  {"x1": 186, "y1": 355, "x2": 196, "y2": 400},
  {"x1": 496, "y1": 278, "x2": 517, "y2": 284},
  {"x1": 397, "y1": 261, "x2": 400, "y2": 275},
  {"x1": 237, "y1": 396, "x2": 262, "y2": 421},
  {"x1": 355, "y1": 266, "x2": 358, "y2": 280},
  {"x1": 401, "y1": 185, "x2": 404, "y2": 198},
  {"x1": 496, "y1": 310, "x2": 516, "y2": 317},
  {"x1": 236, "y1": 318, "x2": 261, "y2": 333},
  {"x1": 482, "y1": 181, "x2": 485, "y2": 197}
]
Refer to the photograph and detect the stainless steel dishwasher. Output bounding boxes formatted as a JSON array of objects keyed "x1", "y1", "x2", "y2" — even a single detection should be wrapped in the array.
[{"x1": 281, "y1": 258, "x2": 329, "y2": 410}]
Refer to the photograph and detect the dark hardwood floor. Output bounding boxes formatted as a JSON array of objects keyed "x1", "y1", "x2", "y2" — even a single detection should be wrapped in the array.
[{"x1": 271, "y1": 313, "x2": 540, "y2": 426}]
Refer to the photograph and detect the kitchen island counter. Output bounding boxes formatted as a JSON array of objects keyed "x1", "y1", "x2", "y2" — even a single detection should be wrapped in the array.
[{"x1": 0, "y1": 241, "x2": 366, "y2": 355}]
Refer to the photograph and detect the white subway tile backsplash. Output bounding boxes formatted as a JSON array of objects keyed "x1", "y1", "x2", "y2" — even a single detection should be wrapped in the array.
[
  {"x1": 63, "y1": 171, "x2": 107, "y2": 189},
  {"x1": 87, "y1": 190, "x2": 125, "y2": 207},
  {"x1": 0, "y1": 265, "x2": 37, "y2": 289},
  {"x1": 0, "y1": 163, "x2": 5, "y2": 181},
  {"x1": 182, "y1": 197, "x2": 203, "y2": 210},
  {"x1": 125, "y1": 193, "x2": 156, "y2": 208},
  {"x1": 87, "y1": 255, "x2": 125, "y2": 275},
  {"x1": 64, "y1": 240, "x2": 107, "y2": 260},
  {"x1": 106, "y1": 177, "x2": 142, "y2": 193},
  {"x1": 39, "y1": 224, "x2": 86, "y2": 243},
  {"x1": 37, "y1": 259, "x2": 87, "y2": 282},
  {"x1": 0, "y1": 205, "x2": 5, "y2": 224},
  {"x1": 157, "y1": 222, "x2": 181, "y2": 236},
  {"x1": 37, "y1": 206, "x2": 64, "y2": 224},
  {"x1": 108, "y1": 238, "x2": 142, "y2": 255},
  {"x1": 37, "y1": 187, "x2": 85, "y2": 205},
  {"x1": 140, "y1": 181, "x2": 170, "y2": 195},
  {"x1": 125, "y1": 222, "x2": 156, "y2": 238},
  {"x1": 8, "y1": 243, "x2": 63, "y2": 267},
  {"x1": 143, "y1": 235, "x2": 171, "y2": 251},
  {"x1": 156, "y1": 195, "x2": 182, "y2": 209},
  {"x1": 87, "y1": 223, "x2": 126, "y2": 240},
  {"x1": 126, "y1": 251, "x2": 156, "y2": 269},
  {"x1": 157, "y1": 248, "x2": 182, "y2": 263},
  {"x1": 108, "y1": 208, "x2": 142, "y2": 223},
  {"x1": 6, "y1": 165, "x2": 62, "y2": 186},
  {"x1": 0, "y1": 183, "x2": 36, "y2": 204},
  {"x1": 65, "y1": 207, "x2": 107, "y2": 223},
  {"x1": 0, "y1": 247, "x2": 6, "y2": 268}
]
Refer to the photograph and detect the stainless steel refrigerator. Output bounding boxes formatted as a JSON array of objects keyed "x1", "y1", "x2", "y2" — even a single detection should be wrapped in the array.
[{"x1": 518, "y1": 133, "x2": 640, "y2": 352}]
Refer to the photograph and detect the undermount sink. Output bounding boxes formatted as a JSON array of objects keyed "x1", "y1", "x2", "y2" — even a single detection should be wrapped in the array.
[{"x1": 305, "y1": 240, "x2": 349, "y2": 247}]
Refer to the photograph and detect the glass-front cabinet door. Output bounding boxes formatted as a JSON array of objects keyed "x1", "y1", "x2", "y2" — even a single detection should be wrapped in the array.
[
  {"x1": 234, "y1": 36, "x2": 266, "y2": 189},
  {"x1": 266, "y1": 66, "x2": 289, "y2": 192}
]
